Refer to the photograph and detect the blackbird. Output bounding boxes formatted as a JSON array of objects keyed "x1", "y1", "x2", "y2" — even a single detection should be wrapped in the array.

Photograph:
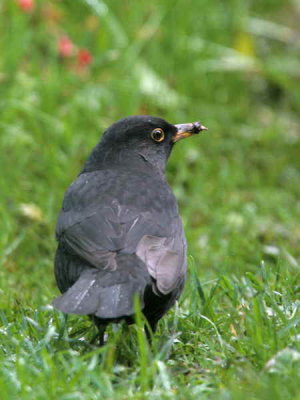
[{"x1": 53, "y1": 115, "x2": 207, "y2": 344}]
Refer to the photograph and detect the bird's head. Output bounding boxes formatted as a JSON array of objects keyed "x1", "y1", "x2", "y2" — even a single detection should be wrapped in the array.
[{"x1": 83, "y1": 115, "x2": 207, "y2": 174}]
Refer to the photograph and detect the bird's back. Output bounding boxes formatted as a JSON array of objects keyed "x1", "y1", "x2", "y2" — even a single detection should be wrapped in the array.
[{"x1": 53, "y1": 167, "x2": 186, "y2": 326}]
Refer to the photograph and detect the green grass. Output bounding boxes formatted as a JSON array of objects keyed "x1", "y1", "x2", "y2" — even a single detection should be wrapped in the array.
[{"x1": 1, "y1": 0, "x2": 300, "y2": 398}]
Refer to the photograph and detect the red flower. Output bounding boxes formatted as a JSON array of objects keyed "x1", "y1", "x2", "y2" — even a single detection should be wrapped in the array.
[
  {"x1": 58, "y1": 36, "x2": 74, "y2": 58},
  {"x1": 17, "y1": 0, "x2": 35, "y2": 13},
  {"x1": 77, "y1": 49, "x2": 93, "y2": 68}
]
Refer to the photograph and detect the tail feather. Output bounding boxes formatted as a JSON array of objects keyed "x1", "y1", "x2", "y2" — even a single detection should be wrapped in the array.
[{"x1": 53, "y1": 254, "x2": 151, "y2": 319}]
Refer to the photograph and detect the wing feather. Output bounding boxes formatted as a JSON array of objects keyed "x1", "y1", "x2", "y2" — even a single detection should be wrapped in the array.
[{"x1": 56, "y1": 170, "x2": 186, "y2": 294}]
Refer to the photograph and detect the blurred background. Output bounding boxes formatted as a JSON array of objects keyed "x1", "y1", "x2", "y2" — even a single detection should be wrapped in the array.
[{"x1": 0, "y1": 0, "x2": 300, "y2": 397}]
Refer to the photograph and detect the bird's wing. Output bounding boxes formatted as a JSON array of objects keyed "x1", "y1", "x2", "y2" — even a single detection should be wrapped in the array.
[{"x1": 56, "y1": 170, "x2": 186, "y2": 294}]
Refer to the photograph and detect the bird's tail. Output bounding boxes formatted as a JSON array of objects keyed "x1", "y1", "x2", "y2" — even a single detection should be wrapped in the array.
[{"x1": 52, "y1": 253, "x2": 151, "y2": 319}]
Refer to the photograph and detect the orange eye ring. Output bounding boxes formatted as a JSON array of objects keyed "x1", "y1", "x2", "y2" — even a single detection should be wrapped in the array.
[{"x1": 151, "y1": 128, "x2": 165, "y2": 142}]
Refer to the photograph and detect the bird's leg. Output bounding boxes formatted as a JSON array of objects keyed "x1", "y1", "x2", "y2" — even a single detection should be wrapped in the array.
[
  {"x1": 90, "y1": 323, "x2": 107, "y2": 346},
  {"x1": 97, "y1": 324, "x2": 106, "y2": 346}
]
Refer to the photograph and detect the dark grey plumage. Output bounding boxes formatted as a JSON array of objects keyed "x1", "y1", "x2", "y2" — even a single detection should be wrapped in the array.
[{"x1": 53, "y1": 115, "x2": 206, "y2": 342}]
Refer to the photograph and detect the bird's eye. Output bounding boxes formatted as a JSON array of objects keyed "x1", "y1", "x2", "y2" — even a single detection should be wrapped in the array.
[{"x1": 150, "y1": 128, "x2": 165, "y2": 143}]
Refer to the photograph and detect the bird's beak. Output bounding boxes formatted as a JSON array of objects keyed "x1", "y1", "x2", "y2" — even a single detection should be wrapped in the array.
[{"x1": 173, "y1": 121, "x2": 208, "y2": 142}]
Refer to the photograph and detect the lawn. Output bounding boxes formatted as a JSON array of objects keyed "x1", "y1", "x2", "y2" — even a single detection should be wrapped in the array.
[{"x1": 0, "y1": 0, "x2": 300, "y2": 399}]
